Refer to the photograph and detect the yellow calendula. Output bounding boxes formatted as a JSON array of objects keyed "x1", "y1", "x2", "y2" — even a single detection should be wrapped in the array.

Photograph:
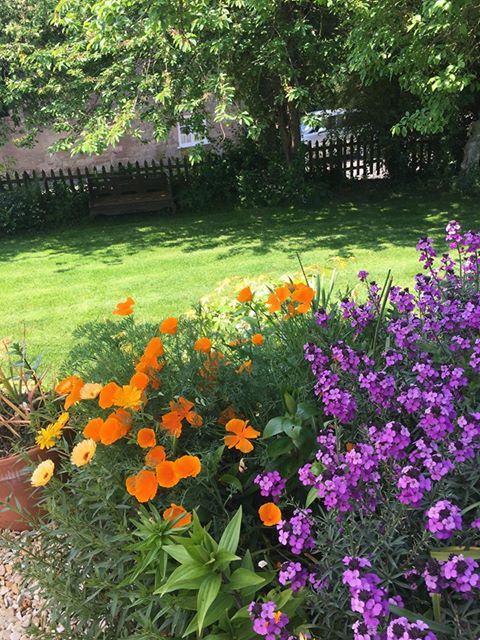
[
  {"x1": 31, "y1": 459, "x2": 55, "y2": 487},
  {"x1": 71, "y1": 439, "x2": 97, "y2": 467},
  {"x1": 35, "y1": 424, "x2": 59, "y2": 450}
]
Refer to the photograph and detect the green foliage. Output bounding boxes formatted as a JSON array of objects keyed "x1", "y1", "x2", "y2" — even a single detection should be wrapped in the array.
[{"x1": 0, "y1": 183, "x2": 88, "y2": 234}]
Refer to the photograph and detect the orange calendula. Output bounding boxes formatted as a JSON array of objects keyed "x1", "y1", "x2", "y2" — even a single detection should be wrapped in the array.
[
  {"x1": 163, "y1": 503, "x2": 192, "y2": 529},
  {"x1": 194, "y1": 337, "x2": 212, "y2": 353},
  {"x1": 251, "y1": 333, "x2": 264, "y2": 346},
  {"x1": 156, "y1": 461, "x2": 180, "y2": 488},
  {"x1": 174, "y1": 455, "x2": 201, "y2": 479},
  {"x1": 137, "y1": 428, "x2": 156, "y2": 449},
  {"x1": 80, "y1": 383, "x2": 103, "y2": 401},
  {"x1": 159, "y1": 317, "x2": 178, "y2": 335},
  {"x1": 224, "y1": 418, "x2": 260, "y2": 453},
  {"x1": 145, "y1": 445, "x2": 167, "y2": 467},
  {"x1": 113, "y1": 384, "x2": 142, "y2": 410},
  {"x1": 83, "y1": 417, "x2": 104, "y2": 441},
  {"x1": 237, "y1": 286, "x2": 253, "y2": 303},
  {"x1": 113, "y1": 297, "x2": 135, "y2": 316},
  {"x1": 258, "y1": 502, "x2": 282, "y2": 526}
]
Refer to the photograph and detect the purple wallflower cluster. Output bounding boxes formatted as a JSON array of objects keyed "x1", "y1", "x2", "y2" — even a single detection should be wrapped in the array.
[
  {"x1": 304, "y1": 221, "x2": 480, "y2": 515},
  {"x1": 425, "y1": 500, "x2": 462, "y2": 540},
  {"x1": 248, "y1": 601, "x2": 293, "y2": 640},
  {"x1": 277, "y1": 561, "x2": 323, "y2": 593},
  {"x1": 254, "y1": 471, "x2": 286, "y2": 503},
  {"x1": 421, "y1": 555, "x2": 480, "y2": 595},
  {"x1": 276, "y1": 508, "x2": 315, "y2": 554},
  {"x1": 386, "y1": 617, "x2": 437, "y2": 640}
]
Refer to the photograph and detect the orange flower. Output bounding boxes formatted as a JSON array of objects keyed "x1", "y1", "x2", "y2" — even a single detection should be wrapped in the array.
[
  {"x1": 156, "y1": 461, "x2": 180, "y2": 488},
  {"x1": 144, "y1": 336, "x2": 165, "y2": 358},
  {"x1": 236, "y1": 360, "x2": 252, "y2": 375},
  {"x1": 258, "y1": 502, "x2": 282, "y2": 526},
  {"x1": 161, "y1": 411, "x2": 183, "y2": 438},
  {"x1": 113, "y1": 384, "x2": 142, "y2": 410},
  {"x1": 224, "y1": 418, "x2": 260, "y2": 453},
  {"x1": 55, "y1": 374, "x2": 82, "y2": 395},
  {"x1": 217, "y1": 405, "x2": 237, "y2": 426},
  {"x1": 137, "y1": 428, "x2": 156, "y2": 449},
  {"x1": 99, "y1": 410, "x2": 131, "y2": 445},
  {"x1": 169, "y1": 396, "x2": 194, "y2": 418},
  {"x1": 266, "y1": 285, "x2": 291, "y2": 313},
  {"x1": 145, "y1": 445, "x2": 166, "y2": 467},
  {"x1": 159, "y1": 317, "x2": 178, "y2": 335},
  {"x1": 64, "y1": 377, "x2": 84, "y2": 410},
  {"x1": 174, "y1": 455, "x2": 201, "y2": 479},
  {"x1": 114, "y1": 408, "x2": 133, "y2": 434},
  {"x1": 346, "y1": 442, "x2": 355, "y2": 452},
  {"x1": 237, "y1": 286, "x2": 253, "y2": 303},
  {"x1": 113, "y1": 296, "x2": 135, "y2": 316},
  {"x1": 126, "y1": 470, "x2": 157, "y2": 503},
  {"x1": 98, "y1": 382, "x2": 121, "y2": 409},
  {"x1": 251, "y1": 333, "x2": 264, "y2": 346},
  {"x1": 291, "y1": 284, "x2": 315, "y2": 313},
  {"x1": 83, "y1": 417, "x2": 104, "y2": 441},
  {"x1": 80, "y1": 383, "x2": 103, "y2": 400},
  {"x1": 186, "y1": 411, "x2": 203, "y2": 427},
  {"x1": 194, "y1": 337, "x2": 212, "y2": 353},
  {"x1": 130, "y1": 372, "x2": 149, "y2": 391},
  {"x1": 163, "y1": 503, "x2": 192, "y2": 528}
]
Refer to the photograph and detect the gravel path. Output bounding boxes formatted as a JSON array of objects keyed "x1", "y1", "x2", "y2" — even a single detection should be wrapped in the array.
[{"x1": 0, "y1": 532, "x2": 44, "y2": 640}]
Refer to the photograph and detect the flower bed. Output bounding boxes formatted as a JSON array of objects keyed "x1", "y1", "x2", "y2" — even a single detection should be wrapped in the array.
[{"x1": 15, "y1": 221, "x2": 480, "y2": 639}]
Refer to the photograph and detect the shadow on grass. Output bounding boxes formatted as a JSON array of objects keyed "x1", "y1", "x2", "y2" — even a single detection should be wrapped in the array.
[{"x1": 0, "y1": 183, "x2": 476, "y2": 269}]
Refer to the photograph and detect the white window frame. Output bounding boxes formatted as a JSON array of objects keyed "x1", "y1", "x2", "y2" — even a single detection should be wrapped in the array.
[{"x1": 177, "y1": 117, "x2": 208, "y2": 149}]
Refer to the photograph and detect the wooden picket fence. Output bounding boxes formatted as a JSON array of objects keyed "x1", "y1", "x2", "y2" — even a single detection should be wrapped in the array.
[{"x1": 0, "y1": 135, "x2": 436, "y2": 193}]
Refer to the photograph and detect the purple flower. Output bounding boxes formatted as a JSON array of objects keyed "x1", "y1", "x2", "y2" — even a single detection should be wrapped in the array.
[
  {"x1": 397, "y1": 466, "x2": 431, "y2": 507},
  {"x1": 276, "y1": 509, "x2": 315, "y2": 555},
  {"x1": 425, "y1": 500, "x2": 462, "y2": 540},
  {"x1": 248, "y1": 601, "x2": 291, "y2": 640},
  {"x1": 254, "y1": 471, "x2": 286, "y2": 503},
  {"x1": 387, "y1": 617, "x2": 437, "y2": 640},
  {"x1": 358, "y1": 270, "x2": 369, "y2": 282},
  {"x1": 278, "y1": 561, "x2": 309, "y2": 592}
]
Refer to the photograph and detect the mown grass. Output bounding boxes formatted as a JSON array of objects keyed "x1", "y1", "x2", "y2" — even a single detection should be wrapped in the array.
[{"x1": 0, "y1": 183, "x2": 477, "y2": 374}]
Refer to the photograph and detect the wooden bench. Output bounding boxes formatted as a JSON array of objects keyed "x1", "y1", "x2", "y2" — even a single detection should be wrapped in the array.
[{"x1": 87, "y1": 174, "x2": 176, "y2": 218}]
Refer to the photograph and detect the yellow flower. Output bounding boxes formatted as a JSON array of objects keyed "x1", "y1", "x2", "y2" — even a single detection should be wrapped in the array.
[
  {"x1": 80, "y1": 383, "x2": 103, "y2": 400},
  {"x1": 30, "y1": 459, "x2": 55, "y2": 487},
  {"x1": 71, "y1": 439, "x2": 97, "y2": 467},
  {"x1": 49, "y1": 412, "x2": 70, "y2": 438},
  {"x1": 35, "y1": 424, "x2": 59, "y2": 450}
]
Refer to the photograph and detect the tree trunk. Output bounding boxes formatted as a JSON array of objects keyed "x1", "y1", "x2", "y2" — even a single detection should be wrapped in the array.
[{"x1": 461, "y1": 119, "x2": 480, "y2": 173}]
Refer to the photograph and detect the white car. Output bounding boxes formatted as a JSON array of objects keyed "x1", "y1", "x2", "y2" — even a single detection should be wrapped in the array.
[{"x1": 300, "y1": 109, "x2": 348, "y2": 144}]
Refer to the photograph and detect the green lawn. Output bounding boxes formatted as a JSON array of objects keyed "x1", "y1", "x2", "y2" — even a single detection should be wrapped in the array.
[{"x1": 0, "y1": 184, "x2": 477, "y2": 374}]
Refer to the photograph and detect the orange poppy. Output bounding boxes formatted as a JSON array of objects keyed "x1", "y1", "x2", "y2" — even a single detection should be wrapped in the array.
[
  {"x1": 99, "y1": 411, "x2": 131, "y2": 446},
  {"x1": 163, "y1": 503, "x2": 192, "y2": 528},
  {"x1": 159, "y1": 317, "x2": 178, "y2": 335},
  {"x1": 114, "y1": 408, "x2": 133, "y2": 434},
  {"x1": 55, "y1": 374, "x2": 82, "y2": 395},
  {"x1": 113, "y1": 384, "x2": 142, "y2": 411},
  {"x1": 217, "y1": 405, "x2": 237, "y2": 426},
  {"x1": 186, "y1": 411, "x2": 203, "y2": 427},
  {"x1": 98, "y1": 382, "x2": 121, "y2": 409},
  {"x1": 237, "y1": 286, "x2": 253, "y2": 303},
  {"x1": 80, "y1": 383, "x2": 103, "y2": 400},
  {"x1": 174, "y1": 455, "x2": 201, "y2": 479},
  {"x1": 251, "y1": 333, "x2": 264, "y2": 346},
  {"x1": 194, "y1": 337, "x2": 212, "y2": 353},
  {"x1": 128, "y1": 470, "x2": 158, "y2": 503},
  {"x1": 83, "y1": 417, "x2": 104, "y2": 441},
  {"x1": 291, "y1": 284, "x2": 315, "y2": 313},
  {"x1": 156, "y1": 461, "x2": 180, "y2": 488},
  {"x1": 145, "y1": 445, "x2": 167, "y2": 467},
  {"x1": 113, "y1": 297, "x2": 135, "y2": 316},
  {"x1": 258, "y1": 502, "x2": 282, "y2": 526},
  {"x1": 161, "y1": 411, "x2": 183, "y2": 438},
  {"x1": 144, "y1": 336, "x2": 165, "y2": 358},
  {"x1": 130, "y1": 371, "x2": 149, "y2": 391},
  {"x1": 224, "y1": 418, "x2": 260, "y2": 453},
  {"x1": 137, "y1": 428, "x2": 156, "y2": 449},
  {"x1": 64, "y1": 377, "x2": 85, "y2": 410},
  {"x1": 169, "y1": 396, "x2": 194, "y2": 419}
]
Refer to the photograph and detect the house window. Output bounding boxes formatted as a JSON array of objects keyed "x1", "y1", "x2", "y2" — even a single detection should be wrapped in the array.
[{"x1": 177, "y1": 118, "x2": 208, "y2": 149}]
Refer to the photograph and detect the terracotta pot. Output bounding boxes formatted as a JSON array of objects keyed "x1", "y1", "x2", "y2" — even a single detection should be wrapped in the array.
[{"x1": 0, "y1": 446, "x2": 54, "y2": 531}]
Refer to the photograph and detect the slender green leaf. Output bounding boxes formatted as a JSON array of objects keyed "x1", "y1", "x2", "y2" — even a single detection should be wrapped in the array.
[
  {"x1": 305, "y1": 487, "x2": 318, "y2": 508},
  {"x1": 229, "y1": 568, "x2": 265, "y2": 590},
  {"x1": 263, "y1": 416, "x2": 287, "y2": 439},
  {"x1": 218, "y1": 506, "x2": 242, "y2": 554},
  {"x1": 197, "y1": 573, "x2": 222, "y2": 633}
]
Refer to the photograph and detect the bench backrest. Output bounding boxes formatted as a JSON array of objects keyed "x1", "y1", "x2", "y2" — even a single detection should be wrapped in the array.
[{"x1": 87, "y1": 174, "x2": 171, "y2": 199}]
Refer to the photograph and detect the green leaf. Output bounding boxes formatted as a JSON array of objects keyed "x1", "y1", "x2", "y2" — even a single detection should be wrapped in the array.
[
  {"x1": 183, "y1": 593, "x2": 234, "y2": 636},
  {"x1": 389, "y1": 604, "x2": 453, "y2": 635},
  {"x1": 220, "y1": 473, "x2": 242, "y2": 492},
  {"x1": 267, "y1": 438, "x2": 293, "y2": 459},
  {"x1": 218, "y1": 506, "x2": 242, "y2": 554},
  {"x1": 305, "y1": 487, "x2": 318, "y2": 508},
  {"x1": 163, "y1": 544, "x2": 194, "y2": 565},
  {"x1": 263, "y1": 416, "x2": 287, "y2": 439},
  {"x1": 296, "y1": 401, "x2": 318, "y2": 420},
  {"x1": 229, "y1": 568, "x2": 265, "y2": 590},
  {"x1": 155, "y1": 562, "x2": 209, "y2": 595},
  {"x1": 213, "y1": 548, "x2": 241, "y2": 569},
  {"x1": 197, "y1": 573, "x2": 222, "y2": 633},
  {"x1": 241, "y1": 549, "x2": 254, "y2": 572}
]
